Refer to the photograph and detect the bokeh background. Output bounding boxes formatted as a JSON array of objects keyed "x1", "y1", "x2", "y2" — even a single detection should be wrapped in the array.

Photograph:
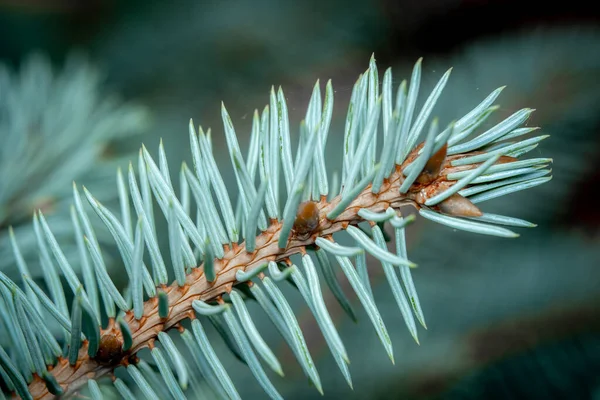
[{"x1": 1, "y1": 0, "x2": 599, "y2": 399}]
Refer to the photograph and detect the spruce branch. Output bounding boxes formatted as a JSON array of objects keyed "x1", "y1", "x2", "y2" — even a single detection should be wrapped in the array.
[{"x1": 1, "y1": 56, "x2": 552, "y2": 399}]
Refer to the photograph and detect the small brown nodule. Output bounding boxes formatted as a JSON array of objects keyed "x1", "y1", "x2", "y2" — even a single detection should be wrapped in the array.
[
  {"x1": 94, "y1": 332, "x2": 125, "y2": 366},
  {"x1": 438, "y1": 193, "x2": 482, "y2": 217},
  {"x1": 293, "y1": 201, "x2": 320, "y2": 236}
]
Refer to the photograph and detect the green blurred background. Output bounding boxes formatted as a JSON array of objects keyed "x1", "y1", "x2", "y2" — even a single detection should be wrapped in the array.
[{"x1": 1, "y1": 0, "x2": 599, "y2": 399}]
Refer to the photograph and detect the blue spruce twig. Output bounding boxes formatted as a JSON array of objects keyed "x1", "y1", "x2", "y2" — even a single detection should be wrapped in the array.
[{"x1": 1, "y1": 55, "x2": 552, "y2": 399}]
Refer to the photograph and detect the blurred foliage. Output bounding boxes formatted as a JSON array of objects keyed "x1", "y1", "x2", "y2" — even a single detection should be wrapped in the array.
[{"x1": 0, "y1": 53, "x2": 149, "y2": 278}]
